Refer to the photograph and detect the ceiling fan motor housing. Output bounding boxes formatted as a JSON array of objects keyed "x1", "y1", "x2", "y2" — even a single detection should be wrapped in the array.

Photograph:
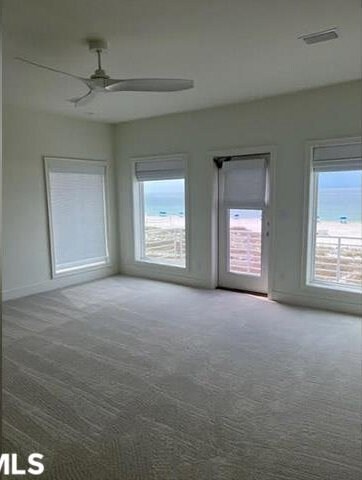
[
  {"x1": 91, "y1": 71, "x2": 110, "y2": 81},
  {"x1": 89, "y1": 77, "x2": 111, "y2": 90}
]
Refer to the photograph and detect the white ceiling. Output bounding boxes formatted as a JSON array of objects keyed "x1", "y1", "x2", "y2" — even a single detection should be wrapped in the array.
[{"x1": 3, "y1": 0, "x2": 361, "y2": 124}]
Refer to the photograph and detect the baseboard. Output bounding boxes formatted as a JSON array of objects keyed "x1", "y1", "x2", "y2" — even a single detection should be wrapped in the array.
[
  {"x1": 120, "y1": 263, "x2": 212, "y2": 289},
  {"x1": 5, "y1": 266, "x2": 358, "y2": 316},
  {"x1": 270, "y1": 289, "x2": 362, "y2": 316},
  {"x1": 3, "y1": 266, "x2": 118, "y2": 301}
]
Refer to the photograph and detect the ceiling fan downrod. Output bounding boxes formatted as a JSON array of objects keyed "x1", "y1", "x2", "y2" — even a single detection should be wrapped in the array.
[{"x1": 88, "y1": 38, "x2": 109, "y2": 79}]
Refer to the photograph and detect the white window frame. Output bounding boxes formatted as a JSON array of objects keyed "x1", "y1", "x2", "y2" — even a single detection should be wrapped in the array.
[
  {"x1": 44, "y1": 156, "x2": 111, "y2": 278},
  {"x1": 132, "y1": 154, "x2": 190, "y2": 271},
  {"x1": 302, "y1": 137, "x2": 362, "y2": 295}
]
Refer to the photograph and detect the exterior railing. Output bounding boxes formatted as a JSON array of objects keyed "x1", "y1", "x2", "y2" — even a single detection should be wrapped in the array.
[
  {"x1": 314, "y1": 235, "x2": 362, "y2": 287},
  {"x1": 144, "y1": 219, "x2": 186, "y2": 263},
  {"x1": 229, "y1": 228, "x2": 261, "y2": 275},
  {"x1": 142, "y1": 221, "x2": 362, "y2": 289}
]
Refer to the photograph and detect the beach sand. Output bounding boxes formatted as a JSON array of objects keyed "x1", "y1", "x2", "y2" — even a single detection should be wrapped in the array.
[
  {"x1": 145, "y1": 215, "x2": 362, "y2": 238},
  {"x1": 317, "y1": 220, "x2": 361, "y2": 238},
  {"x1": 144, "y1": 215, "x2": 361, "y2": 286}
]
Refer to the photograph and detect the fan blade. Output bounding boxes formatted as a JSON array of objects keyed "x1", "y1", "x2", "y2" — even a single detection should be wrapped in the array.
[
  {"x1": 69, "y1": 89, "x2": 97, "y2": 107},
  {"x1": 105, "y1": 78, "x2": 194, "y2": 92},
  {"x1": 15, "y1": 57, "x2": 86, "y2": 83}
]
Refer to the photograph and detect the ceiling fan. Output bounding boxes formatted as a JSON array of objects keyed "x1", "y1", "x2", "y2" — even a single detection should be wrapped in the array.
[{"x1": 15, "y1": 38, "x2": 194, "y2": 107}]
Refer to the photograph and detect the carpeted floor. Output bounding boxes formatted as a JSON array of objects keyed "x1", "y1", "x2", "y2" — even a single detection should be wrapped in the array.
[{"x1": 2, "y1": 276, "x2": 361, "y2": 479}]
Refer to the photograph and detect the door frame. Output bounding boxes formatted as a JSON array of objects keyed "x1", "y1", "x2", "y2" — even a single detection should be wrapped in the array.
[{"x1": 209, "y1": 145, "x2": 277, "y2": 297}]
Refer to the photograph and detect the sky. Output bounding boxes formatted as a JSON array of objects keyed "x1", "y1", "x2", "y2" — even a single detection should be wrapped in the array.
[{"x1": 318, "y1": 170, "x2": 362, "y2": 189}]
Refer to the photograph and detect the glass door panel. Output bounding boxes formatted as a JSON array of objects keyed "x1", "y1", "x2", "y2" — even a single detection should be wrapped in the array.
[
  {"x1": 218, "y1": 154, "x2": 270, "y2": 294},
  {"x1": 228, "y1": 209, "x2": 262, "y2": 276}
]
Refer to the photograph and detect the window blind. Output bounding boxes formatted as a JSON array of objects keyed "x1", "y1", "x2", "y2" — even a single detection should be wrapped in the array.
[
  {"x1": 46, "y1": 158, "x2": 108, "y2": 275},
  {"x1": 135, "y1": 158, "x2": 185, "y2": 181},
  {"x1": 222, "y1": 157, "x2": 267, "y2": 207},
  {"x1": 313, "y1": 142, "x2": 362, "y2": 172}
]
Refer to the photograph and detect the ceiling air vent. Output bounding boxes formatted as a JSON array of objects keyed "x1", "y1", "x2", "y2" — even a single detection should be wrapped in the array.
[{"x1": 299, "y1": 28, "x2": 339, "y2": 45}]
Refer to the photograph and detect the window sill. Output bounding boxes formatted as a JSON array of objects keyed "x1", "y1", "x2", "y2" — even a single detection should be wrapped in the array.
[
  {"x1": 52, "y1": 260, "x2": 111, "y2": 279},
  {"x1": 134, "y1": 258, "x2": 187, "y2": 272},
  {"x1": 306, "y1": 279, "x2": 362, "y2": 295}
]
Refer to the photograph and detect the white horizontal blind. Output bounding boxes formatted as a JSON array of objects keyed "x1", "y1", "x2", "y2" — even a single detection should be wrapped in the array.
[
  {"x1": 135, "y1": 158, "x2": 185, "y2": 181},
  {"x1": 46, "y1": 158, "x2": 108, "y2": 275},
  {"x1": 222, "y1": 157, "x2": 267, "y2": 207},
  {"x1": 313, "y1": 142, "x2": 362, "y2": 172}
]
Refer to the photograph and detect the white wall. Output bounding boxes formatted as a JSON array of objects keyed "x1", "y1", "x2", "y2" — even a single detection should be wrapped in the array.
[
  {"x1": 3, "y1": 82, "x2": 361, "y2": 313},
  {"x1": 3, "y1": 105, "x2": 118, "y2": 299},
  {"x1": 115, "y1": 80, "x2": 362, "y2": 314},
  {"x1": 0, "y1": 2, "x2": 2, "y2": 299}
]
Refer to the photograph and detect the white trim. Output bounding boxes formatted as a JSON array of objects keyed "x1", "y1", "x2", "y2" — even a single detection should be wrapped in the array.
[
  {"x1": 50, "y1": 259, "x2": 110, "y2": 278},
  {"x1": 301, "y1": 136, "x2": 362, "y2": 300},
  {"x1": 120, "y1": 263, "x2": 211, "y2": 289},
  {"x1": 307, "y1": 278, "x2": 362, "y2": 294},
  {"x1": 3, "y1": 265, "x2": 117, "y2": 301},
  {"x1": 130, "y1": 153, "x2": 191, "y2": 273},
  {"x1": 270, "y1": 289, "x2": 362, "y2": 316},
  {"x1": 44, "y1": 157, "x2": 108, "y2": 169},
  {"x1": 44, "y1": 156, "x2": 111, "y2": 278},
  {"x1": 208, "y1": 145, "x2": 277, "y2": 295}
]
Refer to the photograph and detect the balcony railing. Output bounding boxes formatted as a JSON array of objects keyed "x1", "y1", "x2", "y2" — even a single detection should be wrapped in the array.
[
  {"x1": 229, "y1": 228, "x2": 261, "y2": 275},
  {"x1": 144, "y1": 220, "x2": 186, "y2": 265},
  {"x1": 314, "y1": 235, "x2": 362, "y2": 288},
  {"x1": 142, "y1": 221, "x2": 362, "y2": 289}
]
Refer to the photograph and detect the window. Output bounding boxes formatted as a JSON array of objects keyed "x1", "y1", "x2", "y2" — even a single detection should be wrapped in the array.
[
  {"x1": 307, "y1": 142, "x2": 362, "y2": 292},
  {"x1": 45, "y1": 157, "x2": 109, "y2": 276},
  {"x1": 134, "y1": 157, "x2": 187, "y2": 268}
]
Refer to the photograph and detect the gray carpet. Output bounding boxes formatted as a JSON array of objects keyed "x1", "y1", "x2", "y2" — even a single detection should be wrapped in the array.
[{"x1": 2, "y1": 276, "x2": 361, "y2": 479}]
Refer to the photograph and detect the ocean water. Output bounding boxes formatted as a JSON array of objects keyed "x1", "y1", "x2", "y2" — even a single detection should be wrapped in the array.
[
  {"x1": 317, "y1": 187, "x2": 361, "y2": 222},
  {"x1": 144, "y1": 180, "x2": 186, "y2": 216},
  {"x1": 144, "y1": 192, "x2": 186, "y2": 216},
  {"x1": 143, "y1": 170, "x2": 361, "y2": 221},
  {"x1": 317, "y1": 170, "x2": 361, "y2": 222},
  {"x1": 144, "y1": 187, "x2": 361, "y2": 223}
]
